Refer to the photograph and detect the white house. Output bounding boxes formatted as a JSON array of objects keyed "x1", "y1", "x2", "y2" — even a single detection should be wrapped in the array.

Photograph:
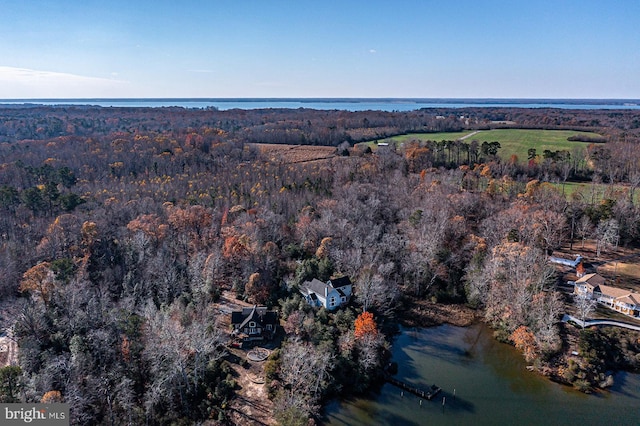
[
  {"x1": 299, "y1": 276, "x2": 352, "y2": 310},
  {"x1": 574, "y1": 273, "x2": 640, "y2": 318}
]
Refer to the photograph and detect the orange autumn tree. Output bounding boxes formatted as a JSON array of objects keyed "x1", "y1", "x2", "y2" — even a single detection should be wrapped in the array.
[
  {"x1": 354, "y1": 311, "x2": 378, "y2": 340},
  {"x1": 221, "y1": 230, "x2": 251, "y2": 260},
  {"x1": 126, "y1": 214, "x2": 168, "y2": 242},
  {"x1": 41, "y1": 390, "x2": 63, "y2": 403},
  {"x1": 167, "y1": 205, "x2": 212, "y2": 238},
  {"x1": 315, "y1": 237, "x2": 332, "y2": 259},
  {"x1": 510, "y1": 325, "x2": 539, "y2": 363},
  {"x1": 354, "y1": 311, "x2": 385, "y2": 372},
  {"x1": 19, "y1": 262, "x2": 56, "y2": 305}
]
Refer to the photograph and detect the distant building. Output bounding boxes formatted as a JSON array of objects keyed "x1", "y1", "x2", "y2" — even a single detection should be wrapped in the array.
[
  {"x1": 299, "y1": 276, "x2": 352, "y2": 310},
  {"x1": 549, "y1": 254, "x2": 582, "y2": 269},
  {"x1": 230, "y1": 306, "x2": 278, "y2": 342},
  {"x1": 574, "y1": 273, "x2": 640, "y2": 318}
]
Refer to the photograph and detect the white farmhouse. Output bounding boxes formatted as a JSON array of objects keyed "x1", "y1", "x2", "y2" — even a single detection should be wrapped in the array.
[{"x1": 299, "y1": 276, "x2": 352, "y2": 310}]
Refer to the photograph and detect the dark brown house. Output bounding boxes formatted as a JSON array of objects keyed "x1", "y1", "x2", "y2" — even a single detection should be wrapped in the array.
[{"x1": 230, "y1": 305, "x2": 278, "y2": 342}]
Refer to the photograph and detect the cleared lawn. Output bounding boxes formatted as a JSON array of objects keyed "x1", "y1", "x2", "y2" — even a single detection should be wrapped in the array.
[
  {"x1": 599, "y1": 261, "x2": 640, "y2": 289},
  {"x1": 371, "y1": 129, "x2": 602, "y2": 163},
  {"x1": 557, "y1": 239, "x2": 640, "y2": 285}
]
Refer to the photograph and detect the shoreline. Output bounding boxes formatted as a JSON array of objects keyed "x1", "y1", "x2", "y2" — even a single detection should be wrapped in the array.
[
  {"x1": 395, "y1": 297, "x2": 639, "y2": 394},
  {"x1": 399, "y1": 298, "x2": 480, "y2": 329}
]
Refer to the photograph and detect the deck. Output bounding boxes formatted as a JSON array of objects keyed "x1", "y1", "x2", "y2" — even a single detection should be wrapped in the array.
[{"x1": 384, "y1": 375, "x2": 441, "y2": 400}]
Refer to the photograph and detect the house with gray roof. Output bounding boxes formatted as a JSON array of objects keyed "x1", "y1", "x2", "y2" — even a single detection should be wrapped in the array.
[{"x1": 299, "y1": 276, "x2": 352, "y2": 310}]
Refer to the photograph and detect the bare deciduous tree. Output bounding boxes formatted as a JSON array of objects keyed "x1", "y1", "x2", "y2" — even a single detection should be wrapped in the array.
[
  {"x1": 575, "y1": 294, "x2": 597, "y2": 324},
  {"x1": 576, "y1": 215, "x2": 593, "y2": 248},
  {"x1": 355, "y1": 265, "x2": 399, "y2": 315},
  {"x1": 595, "y1": 219, "x2": 619, "y2": 258},
  {"x1": 275, "y1": 338, "x2": 333, "y2": 421},
  {"x1": 143, "y1": 301, "x2": 224, "y2": 418}
]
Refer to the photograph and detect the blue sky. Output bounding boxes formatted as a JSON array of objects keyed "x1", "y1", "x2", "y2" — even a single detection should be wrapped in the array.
[{"x1": 1, "y1": 0, "x2": 638, "y2": 98}]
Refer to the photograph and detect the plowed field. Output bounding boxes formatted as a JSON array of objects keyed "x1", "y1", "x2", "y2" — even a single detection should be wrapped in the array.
[{"x1": 254, "y1": 143, "x2": 336, "y2": 164}]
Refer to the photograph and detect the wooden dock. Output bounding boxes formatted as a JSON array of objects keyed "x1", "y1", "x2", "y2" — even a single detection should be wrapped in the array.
[{"x1": 385, "y1": 375, "x2": 441, "y2": 400}]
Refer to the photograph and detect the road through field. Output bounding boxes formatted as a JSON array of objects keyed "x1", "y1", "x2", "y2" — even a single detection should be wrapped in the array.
[{"x1": 460, "y1": 130, "x2": 480, "y2": 140}]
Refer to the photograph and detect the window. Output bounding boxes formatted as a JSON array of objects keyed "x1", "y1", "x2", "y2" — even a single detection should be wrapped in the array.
[
  {"x1": 266, "y1": 324, "x2": 272, "y2": 330},
  {"x1": 330, "y1": 297, "x2": 336, "y2": 307}
]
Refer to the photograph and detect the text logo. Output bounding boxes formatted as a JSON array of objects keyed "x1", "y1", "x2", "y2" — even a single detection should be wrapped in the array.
[{"x1": 1, "y1": 404, "x2": 69, "y2": 425}]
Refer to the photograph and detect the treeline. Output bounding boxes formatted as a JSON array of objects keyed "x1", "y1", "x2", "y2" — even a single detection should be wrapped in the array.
[
  {"x1": 422, "y1": 107, "x2": 640, "y2": 139},
  {"x1": 0, "y1": 106, "x2": 457, "y2": 145},
  {"x1": 0, "y1": 107, "x2": 639, "y2": 423},
  {"x1": 395, "y1": 131, "x2": 640, "y2": 192},
  {"x1": 2, "y1": 105, "x2": 640, "y2": 146}
]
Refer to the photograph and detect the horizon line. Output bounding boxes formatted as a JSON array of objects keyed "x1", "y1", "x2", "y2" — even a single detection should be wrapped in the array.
[{"x1": 1, "y1": 97, "x2": 639, "y2": 102}]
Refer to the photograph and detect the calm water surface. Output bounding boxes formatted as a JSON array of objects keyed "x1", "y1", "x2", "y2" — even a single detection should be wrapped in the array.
[
  {"x1": 323, "y1": 324, "x2": 640, "y2": 426},
  {"x1": 2, "y1": 99, "x2": 640, "y2": 111}
]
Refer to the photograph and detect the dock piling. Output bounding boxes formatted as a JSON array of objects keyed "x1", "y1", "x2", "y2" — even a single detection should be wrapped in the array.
[{"x1": 384, "y1": 375, "x2": 441, "y2": 401}]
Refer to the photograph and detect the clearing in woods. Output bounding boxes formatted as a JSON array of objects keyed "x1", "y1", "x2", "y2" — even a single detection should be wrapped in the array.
[
  {"x1": 213, "y1": 291, "x2": 277, "y2": 425},
  {"x1": 253, "y1": 143, "x2": 336, "y2": 164},
  {"x1": 369, "y1": 128, "x2": 603, "y2": 163}
]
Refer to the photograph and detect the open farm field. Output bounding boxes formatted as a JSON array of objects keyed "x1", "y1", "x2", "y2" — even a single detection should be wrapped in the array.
[
  {"x1": 356, "y1": 131, "x2": 473, "y2": 150},
  {"x1": 369, "y1": 129, "x2": 603, "y2": 163},
  {"x1": 253, "y1": 143, "x2": 337, "y2": 164},
  {"x1": 551, "y1": 181, "x2": 637, "y2": 203},
  {"x1": 460, "y1": 129, "x2": 601, "y2": 161},
  {"x1": 390, "y1": 131, "x2": 475, "y2": 142}
]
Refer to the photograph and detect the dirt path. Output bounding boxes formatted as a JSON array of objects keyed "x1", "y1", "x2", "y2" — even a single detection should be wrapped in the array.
[
  {"x1": 213, "y1": 291, "x2": 276, "y2": 425},
  {"x1": 227, "y1": 359, "x2": 275, "y2": 426},
  {"x1": 460, "y1": 130, "x2": 481, "y2": 140}
]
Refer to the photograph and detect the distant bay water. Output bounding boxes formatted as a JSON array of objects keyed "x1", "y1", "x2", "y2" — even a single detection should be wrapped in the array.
[{"x1": 1, "y1": 98, "x2": 640, "y2": 111}]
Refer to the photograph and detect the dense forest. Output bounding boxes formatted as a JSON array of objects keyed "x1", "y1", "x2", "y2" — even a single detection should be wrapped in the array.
[
  {"x1": 2, "y1": 104, "x2": 640, "y2": 145},
  {"x1": 1, "y1": 106, "x2": 640, "y2": 425}
]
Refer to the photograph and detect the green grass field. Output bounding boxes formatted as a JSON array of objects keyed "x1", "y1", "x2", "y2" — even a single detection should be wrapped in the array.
[
  {"x1": 551, "y1": 181, "x2": 637, "y2": 203},
  {"x1": 389, "y1": 131, "x2": 474, "y2": 143},
  {"x1": 368, "y1": 129, "x2": 603, "y2": 163}
]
